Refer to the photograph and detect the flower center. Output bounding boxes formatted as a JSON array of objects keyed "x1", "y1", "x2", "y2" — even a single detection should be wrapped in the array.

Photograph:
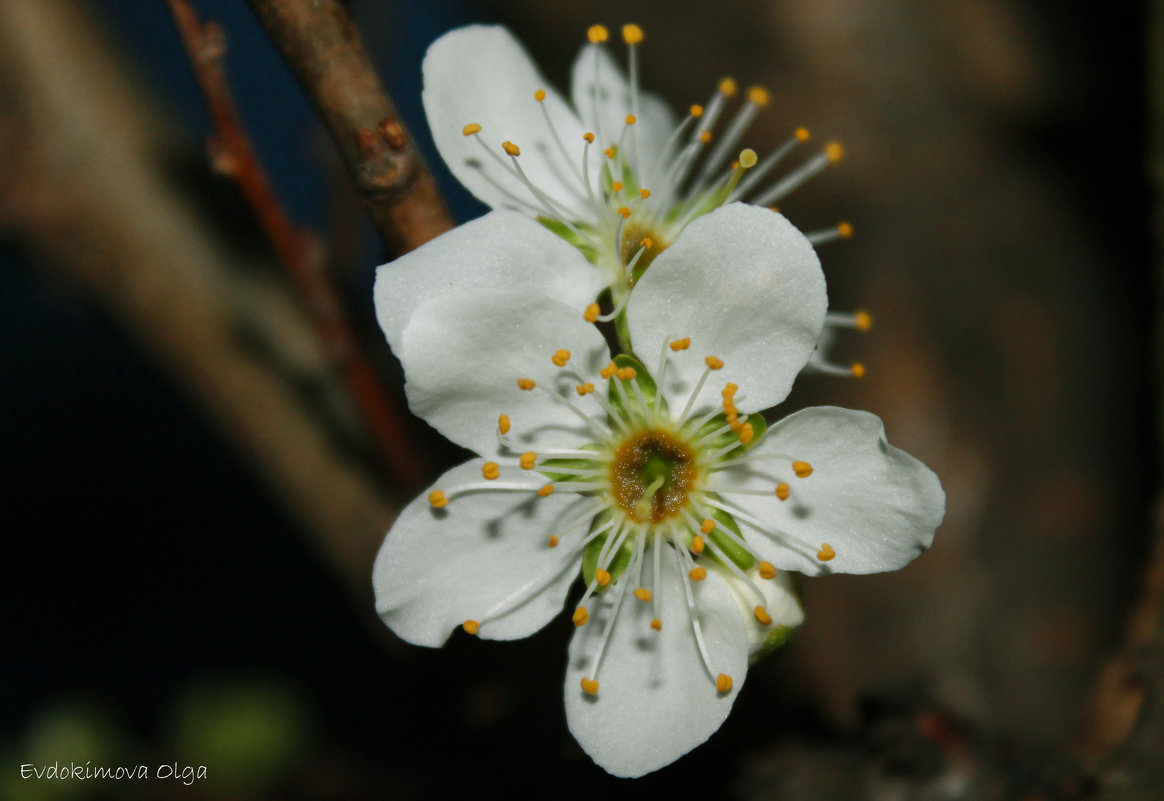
[
  {"x1": 619, "y1": 223, "x2": 667, "y2": 285},
  {"x1": 610, "y1": 429, "x2": 696, "y2": 523}
]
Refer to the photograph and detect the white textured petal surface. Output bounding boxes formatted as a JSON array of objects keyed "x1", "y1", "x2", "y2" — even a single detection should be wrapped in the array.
[
  {"x1": 570, "y1": 43, "x2": 678, "y2": 186},
  {"x1": 627, "y1": 204, "x2": 826, "y2": 416},
  {"x1": 374, "y1": 211, "x2": 605, "y2": 355},
  {"x1": 565, "y1": 546, "x2": 747, "y2": 777},
  {"x1": 400, "y1": 289, "x2": 611, "y2": 458},
  {"x1": 423, "y1": 26, "x2": 595, "y2": 219},
  {"x1": 716, "y1": 565, "x2": 804, "y2": 657},
  {"x1": 720, "y1": 407, "x2": 945, "y2": 576},
  {"x1": 374, "y1": 460, "x2": 586, "y2": 646}
]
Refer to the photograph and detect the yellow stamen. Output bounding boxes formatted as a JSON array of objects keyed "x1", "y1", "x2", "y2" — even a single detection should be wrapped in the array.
[
  {"x1": 690, "y1": 104, "x2": 704, "y2": 118},
  {"x1": 775, "y1": 482, "x2": 790, "y2": 501},
  {"x1": 699, "y1": 130, "x2": 712, "y2": 144},
  {"x1": 534, "y1": 89, "x2": 546, "y2": 102},
  {"x1": 584, "y1": 302, "x2": 600, "y2": 323},
  {"x1": 738, "y1": 422, "x2": 754, "y2": 444},
  {"x1": 583, "y1": 131, "x2": 596, "y2": 143},
  {"x1": 754, "y1": 606, "x2": 772, "y2": 625},
  {"x1": 520, "y1": 452, "x2": 537, "y2": 470},
  {"x1": 851, "y1": 363, "x2": 866, "y2": 379},
  {"x1": 622, "y1": 23, "x2": 644, "y2": 44},
  {"x1": 625, "y1": 114, "x2": 637, "y2": 125},
  {"x1": 817, "y1": 543, "x2": 836, "y2": 562},
  {"x1": 517, "y1": 378, "x2": 536, "y2": 390},
  {"x1": 428, "y1": 490, "x2": 448, "y2": 509},
  {"x1": 461, "y1": 122, "x2": 482, "y2": 136},
  {"x1": 573, "y1": 607, "x2": 590, "y2": 626},
  {"x1": 826, "y1": 141, "x2": 844, "y2": 163},
  {"x1": 700, "y1": 519, "x2": 716, "y2": 535},
  {"x1": 600, "y1": 362, "x2": 618, "y2": 379},
  {"x1": 618, "y1": 206, "x2": 631, "y2": 218},
  {"x1": 691, "y1": 535, "x2": 705, "y2": 555},
  {"x1": 792, "y1": 460, "x2": 813, "y2": 478},
  {"x1": 639, "y1": 188, "x2": 650, "y2": 199},
  {"x1": 580, "y1": 677, "x2": 600, "y2": 695},
  {"x1": 855, "y1": 309, "x2": 872, "y2": 330},
  {"x1": 796, "y1": 127, "x2": 811, "y2": 142},
  {"x1": 498, "y1": 414, "x2": 511, "y2": 435},
  {"x1": 838, "y1": 221, "x2": 854, "y2": 239},
  {"x1": 747, "y1": 85, "x2": 771, "y2": 106},
  {"x1": 640, "y1": 237, "x2": 653, "y2": 249},
  {"x1": 716, "y1": 673, "x2": 733, "y2": 693},
  {"x1": 650, "y1": 618, "x2": 663, "y2": 631},
  {"x1": 616, "y1": 366, "x2": 637, "y2": 381},
  {"x1": 758, "y1": 561, "x2": 777, "y2": 579},
  {"x1": 603, "y1": 147, "x2": 616, "y2": 159},
  {"x1": 594, "y1": 568, "x2": 612, "y2": 587},
  {"x1": 552, "y1": 349, "x2": 571, "y2": 367},
  {"x1": 689, "y1": 566, "x2": 707, "y2": 581},
  {"x1": 722, "y1": 382, "x2": 738, "y2": 397},
  {"x1": 502, "y1": 140, "x2": 520, "y2": 157},
  {"x1": 482, "y1": 462, "x2": 500, "y2": 480},
  {"x1": 670, "y1": 337, "x2": 691, "y2": 351},
  {"x1": 548, "y1": 535, "x2": 559, "y2": 548},
  {"x1": 537, "y1": 484, "x2": 554, "y2": 497},
  {"x1": 576, "y1": 383, "x2": 595, "y2": 396},
  {"x1": 739, "y1": 148, "x2": 758, "y2": 169},
  {"x1": 633, "y1": 588, "x2": 652, "y2": 602},
  {"x1": 705, "y1": 355, "x2": 724, "y2": 370},
  {"x1": 612, "y1": 181, "x2": 624, "y2": 192},
  {"x1": 462, "y1": 620, "x2": 480, "y2": 635},
  {"x1": 587, "y1": 25, "x2": 609, "y2": 44},
  {"x1": 719, "y1": 77, "x2": 737, "y2": 97}
]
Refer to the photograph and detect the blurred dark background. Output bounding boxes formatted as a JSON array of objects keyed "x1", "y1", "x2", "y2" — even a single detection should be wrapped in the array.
[{"x1": 0, "y1": 0, "x2": 1154, "y2": 799}]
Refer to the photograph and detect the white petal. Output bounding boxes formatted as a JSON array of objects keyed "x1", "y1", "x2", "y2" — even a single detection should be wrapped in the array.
[
  {"x1": 720, "y1": 407, "x2": 945, "y2": 576},
  {"x1": 565, "y1": 546, "x2": 747, "y2": 777},
  {"x1": 570, "y1": 43, "x2": 678, "y2": 186},
  {"x1": 373, "y1": 211, "x2": 606, "y2": 355},
  {"x1": 627, "y1": 203, "x2": 826, "y2": 416},
  {"x1": 400, "y1": 289, "x2": 611, "y2": 457},
  {"x1": 715, "y1": 565, "x2": 804, "y2": 659},
  {"x1": 423, "y1": 25, "x2": 594, "y2": 219},
  {"x1": 373, "y1": 460, "x2": 586, "y2": 647}
]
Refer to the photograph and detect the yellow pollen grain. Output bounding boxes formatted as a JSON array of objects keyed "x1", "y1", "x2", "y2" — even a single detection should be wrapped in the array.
[
  {"x1": 826, "y1": 141, "x2": 844, "y2": 163},
  {"x1": 595, "y1": 568, "x2": 611, "y2": 587},
  {"x1": 462, "y1": 620, "x2": 480, "y2": 635},
  {"x1": 600, "y1": 362, "x2": 618, "y2": 379},
  {"x1": 502, "y1": 140, "x2": 521, "y2": 157},
  {"x1": 792, "y1": 460, "x2": 813, "y2": 478},
  {"x1": 747, "y1": 85, "x2": 771, "y2": 106},
  {"x1": 691, "y1": 536, "x2": 705, "y2": 555},
  {"x1": 461, "y1": 122, "x2": 482, "y2": 136},
  {"x1": 584, "y1": 302, "x2": 600, "y2": 322},
  {"x1": 576, "y1": 382, "x2": 595, "y2": 396},
  {"x1": 428, "y1": 490, "x2": 448, "y2": 508},
  {"x1": 580, "y1": 677, "x2": 600, "y2": 695},
  {"x1": 650, "y1": 618, "x2": 663, "y2": 631},
  {"x1": 796, "y1": 127, "x2": 811, "y2": 142},
  {"x1": 625, "y1": 114, "x2": 637, "y2": 125},
  {"x1": 670, "y1": 337, "x2": 691, "y2": 351},
  {"x1": 520, "y1": 452, "x2": 537, "y2": 470},
  {"x1": 548, "y1": 535, "x2": 560, "y2": 548},
  {"x1": 603, "y1": 147, "x2": 616, "y2": 159},
  {"x1": 739, "y1": 148, "x2": 758, "y2": 169},
  {"x1": 573, "y1": 606, "x2": 590, "y2": 626},
  {"x1": 583, "y1": 131, "x2": 595, "y2": 143},
  {"x1": 716, "y1": 673, "x2": 733, "y2": 693},
  {"x1": 754, "y1": 605, "x2": 772, "y2": 625},
  {"x1": 634, "y1": 588, "x2": 652, "y2": 602},
  {"x1": 552, "y1": 349, "x2": 571, "y2": 367},
  {"x1": 482, "y1": 462, "x2": 500, "y2": 480},
  {"x1": 587, "y1": 25, "x2": 609, "y2": 44},
  {"x1": 534, "y1": 89, "x2": 546, "y2": 102},
  {"x1": 705, "y1": 355, "x2": 724, "y2": 370},
  {"x1": 498, "y1": 414, "x2": 511, "y2": 434},
  {"x1": 612, "y1": 181, "x2": 624, "y2": 192},
  {"x1": 618, "y1": 206, "x2": 631, "y2": 218},
  {"x1": 639, "y1": 188, "x2": 651, "y2": 199},
  {"x1": 699, "y1": 130, "x2": 712, "y2": 144},
  {"x1": 817, "y1": 543, "x2": 837, "y2": 562},
  {"x1": 851, "y1": 362, "x2": 867, "y2": 379},
  {"x1": 640, "y1": 237, "x2": 653, "y2": 249},
  {"x1": 738, "y1": 422, "x2": 754, "y2": 444},
  {"x1": 689, "y1": 566, "x2": 707, "y2": 581},
  {"x1": 758, "y1": 561, "x2": 777, "y2": 579},
  {"x1": 616, "y1": 366, "x2": 637, "y2": 381},
  {"x1": 719, "y1": 77, "x2": 738, "y2": 97},
  {"x1": 537, "y1": 484, "x2": 554, "y2": 497},
  {"x1": 838, "y1": 221, "x2": 855, "y2": 239},
  {"x1": 776, "y1": 482, "x2": 790, "y2": 501},
  {"x1": 690, "y1": 104, "x2": 704, "y2": 118},
  {"x1": 622, "y1": 23, "x2": 644, "y2": 44},
  {"x1": 517, "y1": 377, "x2": 536, "y2": 390},
  {"x1": 855, "y1": 309, "x2": 873, "y2": 331},
  {"x1": 700, "y1": 519, "x2": 716, "y2": 534}
]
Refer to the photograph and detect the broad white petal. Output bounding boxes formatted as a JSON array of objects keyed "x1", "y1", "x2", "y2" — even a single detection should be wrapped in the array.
[
  {"x1": 423, "y1": 25, "x2": 594, "y2": 219},
  {"x1": 400, "y1": 289, "x2": 611, "y2": 457},
  {"x1": 374, "y1": 211, "x2": 606, "y2": 355},
  {"x1": 374, "y1": 460, "x2": 586, "y2": 646},
  {"x1": 715, "y1": 565, "x2": 805, "y2": 660},
  {"x1": 565, "y1": 546, "x2": 747, "y2": 777},
  {"x1": 627, "y1": 203, "x2": 826, "y2": 416},
  {"x1": 719, "y1": 407, "x2": 945, "y2": 576},
  {"x1": 570, "y1": 43, "x2": 678, "y2": 186}
]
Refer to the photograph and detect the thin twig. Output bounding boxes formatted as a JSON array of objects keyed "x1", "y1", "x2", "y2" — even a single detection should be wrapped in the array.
[{"x1": 166, "y1": 0, "x2": 426, "y2": 491}]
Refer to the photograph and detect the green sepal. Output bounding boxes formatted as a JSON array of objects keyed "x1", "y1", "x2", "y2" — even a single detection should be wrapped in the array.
[
  {"x1": 703, "y1": 505, "x2": 754, "y2": 571},
  {"x1": 694, "y1": 411, "x2": 768, "y2": 458},
  {"x1": 537, "y1": 216, "x2": 599, "y2": 264},
  {"x1": 581, "y1": 511, "x2": 634, "y2": 590},
  {"x1": 538, "y1": 444, "x2": 606, "y2": 484},
  {"x1": 754, "y1": 624, "x2": 799, "y2": 661},
  {"x1": 606, "y1": 353, "x2": 665, "y2": 416}
]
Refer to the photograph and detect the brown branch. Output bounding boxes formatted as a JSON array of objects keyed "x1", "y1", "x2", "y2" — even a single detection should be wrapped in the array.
[
  {"x1": 166, "y1": 0, "x2": 426, "y2": 492},
  {"x1": 244, "y1": 0, "x2": 455, "y2": 256}
]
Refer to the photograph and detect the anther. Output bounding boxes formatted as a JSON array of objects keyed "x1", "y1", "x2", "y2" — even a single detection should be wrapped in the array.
[
  {"x1": 716, "y1": 673, "x2": 733, "y2": 693},
  {"x1": 700, "y1": 519, "x2": 716, "y2": 535},
  {"x1": 600, "y1": 362, "x2": 618, "y2": 379},
  {"x1": 612, "y1": 181, "x2": 624, "y2": 192},
  {"x1": 705, "y1": 356, "x2": 724, "y2": 370},
  {"x1": 625, "y1": 114, "x2": 637, "y2": 125},
  {"x1": 826, "y1": 141, "x2": 844, "y2": 162},
  {"x1": 719, "y1": 77, "x2": 738, "y2": 97},
  {"x1": 573, "y1": 607, "x2": 590, "y2": 626},
  {"x1": 689, "y1": 566, "x2": 707, "y2": 581},
  {"x1": 616, "y1": 366, "x2": 638, "y2": 381},
  {"x1": 722, "y1": 382, "x2": 738, "y2": 397},
  {"x1": 634, "y1": 588, "x2": 652, "y2": 602},
  {"x1": 855, "y1": 309, "x2": 873, "y2": 330},
  {"x1": 537, "y1": 484, "x2": 555, "y2": 497},
  {"x1": 463, "y1": 620, "x2": 480, "y2": 635},
  {"x1": 754, "y1": 606, "x2": 772, "y2": 625},
  {"x1": 650, "y1": 618, "x2": 663, "y2": 631},
  {"x1": 792, "y1": 461, "x2": 814, "y2": 478},
  {"x1": 618, "y1": 206, "x2": 631, "y2": 218},
  {"x1": 691, "y1": 536, "x2": 706, "y2": 555},
  {"x1": 482, "y1": 462, "x2": 500, "y2": 480},
  {"x1": 587, "y1": 25, "x2": 609, "y2": 44},
  {"x1": 775, "y1": 482, "x2": 790, "y2": 501},
  {"x1": 595, "y1": 568, "x2": 612, "y2": 587},
  {"x1": 576, "y1": 383, "x2": 595, "y2": 396},
  {"x1": 604, "y1": 147, "x2": 616, "y2": 159},
  {"x1": 552, "y1": 349, "x2": 571, "y2": 367},
  {"x1": 583, "y1": 132, "x2": 595, "y2": 143},
  {"x1": 498, "y1": 414, "x2": 511, "y2": 434},
  {"x1": 758, "y1": 561, "x2": 777, "y2": 579},
  {"x1": 580, "y1": 677, "x2": 600, "y2": 695},
  {"x1": 462, "y1": 123, "x2": 482, "y2": 136},
  {"x1": 584, "y1": 302, "x2": 600, "y2": 323},
  {"x1": 690, "y1": 104, "x2": 704, "y2": 118},
  {"x1": 517, "y1": 378, "x2": 536, "y2": 390},
  {"x1": 739, "y1": 148, "x2": 758, "y2": 169},
  {"x1": 622, "y1": 23, "x2": 644, "y2": 44},
  {"x1": 796, "y1": 127, "x2": 811, "y2": 142},
  {"x1": 838, "y1": 221, "x2": 855, "y2": 239},
  {"x1": 817, "y1": 543, "x2": 836, "y2": 562},
  {"x1": 747, "y1": 85, "x2": 771, "y2": 106},
  {"x1": 670, "y1": 338, "x2": 691, "y2": 351},
  {"x1": 502, "y1": 140, "x2": 521, "y2": 157},
  {"x1": 639, "y1": 188, "x2": 650, "y2": 199},
  {"x1": 641, "y1": 237, "x2": 653, "y2": 249},
  {"x1": 851, "y1": 363, "x2": 867, "y2": 379},
  {"x1": 520, "y1": 452, "x2": 537, "y2": 470},
  {"x1": 699, "y1": 130, "x2": 712, "y2": 144},
  {"x1": 534, "y1": 89, "x2": 546, "y2": 102},
  {"x1": 428, "y1": 490, "x2": 448, "y2": 509},
  {"x1": 738, "y1": 422, "x2": 754, "y2": 444},
  {"x1": 548, "y1": 535, "x2": 560, "y2": 548}
]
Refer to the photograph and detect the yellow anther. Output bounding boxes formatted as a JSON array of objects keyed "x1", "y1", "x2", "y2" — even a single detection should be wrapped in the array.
[
  {"x1": 699, "y1": 130, "x2": 712, "y2": 144},
  {"x1": 537, "y1": 484, "x2": 554, "y2": 497},
  {"x1": 640, "y1": 237, "x2": 653, "y2": 249},
  {"x1": 739, "y1": 148, "x2": 758, "y2": 169},
  {"x1": 498, "y1": 414, "x2": 511, "y2": 435},
  {"x1": 502, "y1": 140, "x2": 521, "y2": 157},
  {"x1": 700, "y1": 519, "x2": 716, "y2": 535},
  {"x1": 851, "y1": 362, "x2": 867, "y2": 379},
  {"x1": 650, "y1": 618, "x2": 663, "y2": 631},
  {"x1": 817, "y1": 543, "x2": 836, "y2": 562},
  {"x1": 548, "y1": 535, "x2": 559, "y2": 548},
  {"x1": 576, "y1": 382, "x2": 595, "y2": 396},
  {"x1": 792, "y1": 460, "x2": 813, "y2": 478},
  {"x1": 716, "y1": 673, "x2": 733, "y2": 693},
  {"x1": 584, "y1": 302, "x2": 600, "y2": 322},
  {"x1": 754, "y1": 605, "x2": 772, "y2": 625},
  {"x1": 616, "y1": 366, "x2": 637, "y2": 380},
  {"x1": 730, "y1": 160, "x2": 739, "y2": 170},
  {"x1": 689, "y1": 566, "x2": 707, "y2": 581},
  {"x1": 461, "y1": 122, "x2": 482, "y2": 136},
  {"x1": 826, "y1": 141, "x2": 844, "y2": 163},
  {"x1": 428, "y1": 490, "x2": 448, "y2": 508},
  {"x1": 600, "y1": 362, "x2": 618, "y2": 379},
  {"x1": 722, "y1": 382, "x2": 738, "y2": 397},
  {"x1": 580, "y1": 677, "x2": 600, "y2": 695},
  {"x1": 482, "y1": 462, "x2": 500, "y2": 480},
  {"x1": 691, "y1": 536, "x2": 705, "y2": 555},
  {"x1": 838, "y1": 221, "x2": 855, "y2": 239},
  {"x1": 625, "y1": 114, "x2": 637, "y2": 125},
  {"x1": 622, "y1": 23, "x2": 644, "y2": 44},
  {"x1": 855, "y1": 309, "x2": 872, "y2": 331},
  {"x1": 612, "y1": 181, "x2": 624, "y2": 192},
  {"x1": 583, "y1": 131, "x2": 596, "y2": 143},
  {"x1": 520, "y1": 452, "x2": 537, "y2": 470},
  {"x1": 705, "y1": 355, "x2": 724, "y2": 370},
  {"x1": 758, "y1": 561, "x2": 777, "y2": 579},
  {"x1": 618, "y1": 206, "x2": 631, "y2": 218},
  {"x1": 690, "y1": 104, "x2": 704, "y2": 118},
  {"x1": 670, "y1": 337, "x2": 691, "y2": 351},
  {"x1": 587, "y1": 25, "x2": 609, "y2": 43},
  {"x1": 639, "y1": 188, "x2": 651, "y2": 199},
  {"x1": 534, "y1": 89, "x2": 546, "y2": 102},
  {"x1": 738, "y1": 422, "x2": 754, "y2": 444},
  {"x1": 719, "y1": 77, "x2": 738, "y2": 97},
  {"x1": 595, "y1": 568, "x2": 611, "y2": 587},
  {"x1": 603, "y1": 147, "x2": 616, "y2": 159},
  {"x1": 747, "y1": 85, "x2": 771, "y2": 106},
  {"x1": 795, "y1": 127, "x2": 811, "y2": 142},
  {"x1": 552, "y1": 349, "x2": 571, "y2": 367},
  {"x1": 775, "y1": 482, "x2": 790, "y2": 501},
  {"x1": 633, "y1": 588, "x2": 652, "y2": 602},
  {"x1": 573, "y1": 606, "x2": 590, "y2": 626},
  {"x1": 462, "y1": 620, "x2": 480, "y2": 635},
  {"x1": 517, "y1": 377, "x2": 536, "y2": 390}
]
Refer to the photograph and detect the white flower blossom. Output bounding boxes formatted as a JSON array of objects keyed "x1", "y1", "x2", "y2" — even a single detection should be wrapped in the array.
[{"x1": 371, "y1": 204, "x2": 945, "y2": 777}]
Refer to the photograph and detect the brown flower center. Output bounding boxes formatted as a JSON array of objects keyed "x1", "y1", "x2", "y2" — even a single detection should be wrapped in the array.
[{"x1": 610, "y1": 430, "x2": 697, "y2": 523}]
